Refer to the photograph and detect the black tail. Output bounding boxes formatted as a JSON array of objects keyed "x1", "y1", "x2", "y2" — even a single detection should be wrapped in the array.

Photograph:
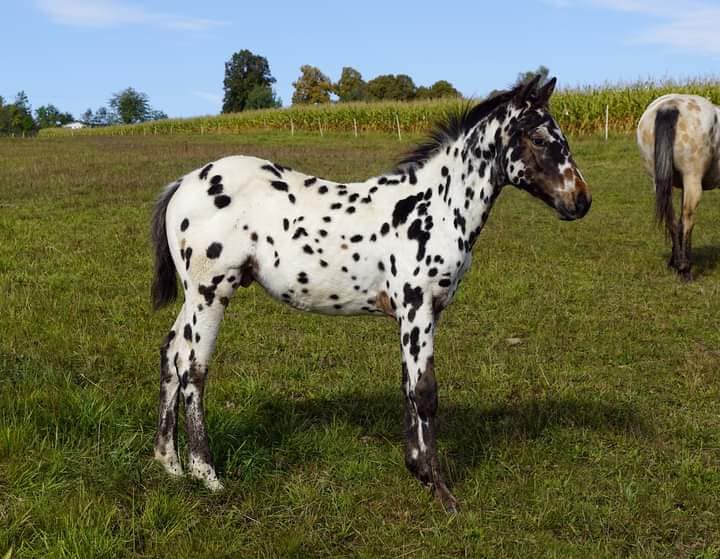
[
  {"x1": 654, "y1": 107, "x2": 679, "y2": 237},
  {"x1": 151, "y1": 181, "x2": 181, "y2": 310}
]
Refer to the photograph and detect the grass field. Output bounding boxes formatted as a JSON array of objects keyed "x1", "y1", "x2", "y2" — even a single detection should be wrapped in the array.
[{"x1": 2, "y1": 130, "x2": 720, "y2": 558}]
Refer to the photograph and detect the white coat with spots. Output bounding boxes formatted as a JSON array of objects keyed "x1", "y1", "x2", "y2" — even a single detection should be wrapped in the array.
[{"x1": 150, "y1": 76, "x2": 591, "y2": 511}]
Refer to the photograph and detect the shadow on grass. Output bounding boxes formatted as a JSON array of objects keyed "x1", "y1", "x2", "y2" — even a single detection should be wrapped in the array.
[
  {"x1": 660, "y1": 244, "x2": 720, "y2": 279},
  {"x1": 210, "y1": 389, "x2": 650, "y2": 483},
  {"x1": 691, "y1": 245, "x2": 720, "y2": 278}
]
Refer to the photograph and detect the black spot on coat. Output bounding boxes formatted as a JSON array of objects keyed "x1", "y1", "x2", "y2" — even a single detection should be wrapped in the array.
[
  {"x1": 261, "y1": 164, "x2": 282, "y2": 179},
  {"x1": 214, "y1": 195, "x2": 231, "y2": 209},
  {"x1": 199, "y1": 164, "x2": 213, "y2": 180},
  {"x1": 206, "y1": 243, "x2": 223, "y2": 259},
  {"x1": 207, "y1": 183, "x2": 223, "y2": 196},
  {"x1": 392, "y1": 193, "x2": 422, "y2": 227}
]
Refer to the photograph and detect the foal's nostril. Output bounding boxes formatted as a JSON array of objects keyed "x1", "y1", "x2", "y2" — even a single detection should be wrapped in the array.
[{"x1": 575, "y1": 191, "x2": 591, "y2": 217}]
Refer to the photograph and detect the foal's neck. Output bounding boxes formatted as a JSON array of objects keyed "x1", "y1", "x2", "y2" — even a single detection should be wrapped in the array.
[{"x1": 412, "y1": 112, "x2": 509, "y2": 249}]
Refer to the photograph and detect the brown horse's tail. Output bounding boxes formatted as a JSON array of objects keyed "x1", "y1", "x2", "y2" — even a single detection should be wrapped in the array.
[
  {"x1": 151, "y1": 181, "x2": 181, "y2": 310},
  {"x1": 654, "y1": 107, "x2": 680, "y2": 238}
]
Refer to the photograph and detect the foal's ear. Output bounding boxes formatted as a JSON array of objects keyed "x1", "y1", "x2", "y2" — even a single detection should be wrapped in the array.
[
  {"x1": 517, "y1": 74, "x2": 542, "y2": 104},
  {"x1": 534, "y1": 77, "x2": 557, "y2": 107}
]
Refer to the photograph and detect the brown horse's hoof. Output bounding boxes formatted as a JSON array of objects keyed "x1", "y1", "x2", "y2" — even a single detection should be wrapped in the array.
[
  {"x1": 679, "y1": 269, "x2": 693, "y2": 282},
  {"x1": 432, "y1": 481, "x2": 459, "y2": 513}
]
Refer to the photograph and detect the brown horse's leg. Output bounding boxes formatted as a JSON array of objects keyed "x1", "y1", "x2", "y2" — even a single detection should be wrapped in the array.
[
  {"x1": 677, "y1": 176, "x2": 702, "y2": 282},
  {"x1": 666, "y1": 184, "x2": 683, "y2": 271},
  {"x1": 668, "y1": 218, "x2": 680, "y2": 271}
]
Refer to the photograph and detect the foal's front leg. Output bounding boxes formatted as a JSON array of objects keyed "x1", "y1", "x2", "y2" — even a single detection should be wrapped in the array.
[
  {"x1": 177, "y1": 293, "x2": 228, "y2": 490},
  {"x1": 398, "y1": 304, "x2": 458, "y2": 512}
]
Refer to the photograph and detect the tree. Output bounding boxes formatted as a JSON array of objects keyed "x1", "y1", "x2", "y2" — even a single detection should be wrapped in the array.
[
  {"x1": 81, "y1": 107, "x2": 116, "y2": 127},
  {"x1": 109, "y1": 87, "x2": 151, "y2": 124},
  {"x1": 81, "y1": 108, "x2": 94, "y2": 125},
  {"x1": 429, "y1": 80, "x2": 461, "y2": 99},
  {"x1": 292, "y1": 65, "x2": 333, "y2": 105},
  {"x1": 35, "y1": 104, "x2": 74, "y2": 128},
  {"x1": 222, "y1": 50, "x2": 276, "y2": 113},
  {"x1": 108, "y1": 87, "x2": 166, "y2": 124},
  {"x1": 366, "y1": 74, "x2": 416, "y2": 101},
  {"x1": 515, "y1": 65, "x2": 550, "y2": 87},
  {"x1": 94, "y1": 107, "x2": 117, "y2": 126},
  {"x1": 415, "y1": 80, "x2": 461, "y2": 100},
  {"x1": 148, "y1": 109, "x2": 169, "y2": 121},
  {"x1": 0, "y1": 91, "x2": 36, "y2": 135},
  {"x1": 335, "y1": 67, "x2": 367, "y2": 102},
  {"x1": 245, "y1": 84, "x2": 282, "y2": 110}
]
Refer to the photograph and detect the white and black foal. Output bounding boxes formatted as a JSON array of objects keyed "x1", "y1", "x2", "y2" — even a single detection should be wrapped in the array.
[{"x1": 151, "y1": 76, "x2": 591, "y2": 511}]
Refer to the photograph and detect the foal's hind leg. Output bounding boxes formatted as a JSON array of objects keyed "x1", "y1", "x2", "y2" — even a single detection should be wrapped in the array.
[
  {"x1": 154, "y1": 310, "x2": 186, "y2": 476},
  {"x1": 677, "y1": 176, "x2": 702, "y2": 282},
  {"x1": 175, "y1": 283, "x2": 233, "y2": 491},
  {"x1": 398, "y1": 303, "x2": 458, "y2": 512}
]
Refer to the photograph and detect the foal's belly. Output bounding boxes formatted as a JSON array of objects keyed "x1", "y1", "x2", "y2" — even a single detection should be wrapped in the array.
[{"x1": 254, "y1": 267, "x2": 386, "y2": 317}]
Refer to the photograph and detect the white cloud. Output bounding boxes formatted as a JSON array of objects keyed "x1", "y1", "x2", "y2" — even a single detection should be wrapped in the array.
[
  {"x1": 635, "y1": 8, "x2": 720, "y2": 56},
  {"x1": 35, "y1": 0, "x2": 224, "y2": 30},
  {"x1": 545, "y1": 0, "x2": 720, "y2": 55}
]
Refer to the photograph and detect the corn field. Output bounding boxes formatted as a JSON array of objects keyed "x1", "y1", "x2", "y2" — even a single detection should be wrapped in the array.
[{"x1": 39, "y1": 78, "x2": 720, "y2": 139}]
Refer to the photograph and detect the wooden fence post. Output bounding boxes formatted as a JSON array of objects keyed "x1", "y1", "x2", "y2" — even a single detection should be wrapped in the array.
[
  {"x1": 604, "y1": 105, "x2": 609, "y2": 141},
  {"x1": 395, "y1": 113, "x2": 402, "y2": 141}
]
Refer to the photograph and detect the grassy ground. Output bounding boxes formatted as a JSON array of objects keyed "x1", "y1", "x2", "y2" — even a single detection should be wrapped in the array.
[{"x1": 1, "y1": 130, "x2": 720, "y2": 558}]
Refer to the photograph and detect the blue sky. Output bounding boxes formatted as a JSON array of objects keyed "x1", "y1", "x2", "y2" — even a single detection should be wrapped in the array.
[{"x1": 2, "y1": 0, "x2": 720, "y2": 119}]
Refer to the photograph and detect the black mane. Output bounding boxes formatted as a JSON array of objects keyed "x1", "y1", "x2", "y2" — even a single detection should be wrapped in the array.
[{"x1": 396, "y1": 83, "x2": 524, "y2": 169}]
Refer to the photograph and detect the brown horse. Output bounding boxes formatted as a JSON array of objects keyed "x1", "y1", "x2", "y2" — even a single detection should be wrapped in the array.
[{"x1": 637, "y1": 94, "x2": 720, "y2": 281}]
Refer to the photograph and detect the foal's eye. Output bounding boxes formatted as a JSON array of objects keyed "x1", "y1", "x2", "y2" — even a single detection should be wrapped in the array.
[{"x1": 531, "y1": 137, "x2": 546, "y2": 147}]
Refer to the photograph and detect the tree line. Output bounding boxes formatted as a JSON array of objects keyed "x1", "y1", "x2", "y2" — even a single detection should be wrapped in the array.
[
  {"x1": 3, "y1": 44, "x2": 548, "y2": 135},
  {"x1": 0, "y1": 87, "x2": 167, "y2": 135},
  {"x1": 221, "y1": 49, "x2": 462, "y2": 113},
  {"x1": 0, "y1": 92, "x2": 71, "y2": 136}
]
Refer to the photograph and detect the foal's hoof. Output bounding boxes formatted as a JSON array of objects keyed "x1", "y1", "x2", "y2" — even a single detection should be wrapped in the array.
[
  {"x1": 188, "y1": 457, "x2": 224, "y2": 491},
  {"x1": 154, "y1": 452, "x2": 184, "y2": 477},
  {"x1": 204, "y1": 478, "x2": 225, "y2": 492},
  {"x1": 433, "y1": 481, "x2": 459, "y2": 513}
]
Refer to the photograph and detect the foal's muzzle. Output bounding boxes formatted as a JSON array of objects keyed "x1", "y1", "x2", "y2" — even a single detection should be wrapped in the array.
[{"x1": 557, "y1": 190, "x2": 591, "y2": 221}]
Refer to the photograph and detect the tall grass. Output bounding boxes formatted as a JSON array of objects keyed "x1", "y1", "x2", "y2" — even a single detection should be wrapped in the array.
[{"x1": 39, "y1": 78, "x2": 720, "y2": 139}]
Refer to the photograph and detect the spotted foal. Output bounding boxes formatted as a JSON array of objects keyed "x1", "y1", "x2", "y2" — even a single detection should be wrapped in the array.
[{"x1": 151, "y1": 76, "x2": 591, "y2": 511}]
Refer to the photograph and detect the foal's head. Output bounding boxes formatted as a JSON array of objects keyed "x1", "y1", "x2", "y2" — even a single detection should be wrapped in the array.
[{"x1": 503, "y1": 76, "x2": 591, "y2": 221}]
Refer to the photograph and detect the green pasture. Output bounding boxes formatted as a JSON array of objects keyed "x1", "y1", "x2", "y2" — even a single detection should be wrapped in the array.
[{"x1": 1, "y1": 130, "x2": 719, "y2": 558}]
